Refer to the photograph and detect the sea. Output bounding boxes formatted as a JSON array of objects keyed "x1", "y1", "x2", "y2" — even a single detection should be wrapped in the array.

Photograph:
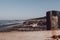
[{"x1": 0, "y1": 20, "x2": 24, "y2": 31}]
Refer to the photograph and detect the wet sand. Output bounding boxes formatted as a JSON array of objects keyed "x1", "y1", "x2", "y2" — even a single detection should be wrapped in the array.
[{"x1": 0, "y1": 30, "x2": 60, "y2": 40}]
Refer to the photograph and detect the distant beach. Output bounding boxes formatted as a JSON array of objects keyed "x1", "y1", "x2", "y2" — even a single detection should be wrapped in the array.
[{"x1": 0, "y1": 20, "x2": 24, "y2": 31}]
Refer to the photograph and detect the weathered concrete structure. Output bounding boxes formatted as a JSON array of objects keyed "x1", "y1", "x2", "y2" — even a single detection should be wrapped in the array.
[{"x1": 46, "y1": 10, "x2": 60, "y2": 30}]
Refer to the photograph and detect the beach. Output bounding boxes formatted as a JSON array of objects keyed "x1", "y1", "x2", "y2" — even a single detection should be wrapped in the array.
[{"x1": 0, "y1": 30, "x2": 60, "y2": 40}]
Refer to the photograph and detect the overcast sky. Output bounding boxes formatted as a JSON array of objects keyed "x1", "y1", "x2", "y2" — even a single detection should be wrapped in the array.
[{"x1": 0, "y1": 0, "x2": 60, "y2": 20}]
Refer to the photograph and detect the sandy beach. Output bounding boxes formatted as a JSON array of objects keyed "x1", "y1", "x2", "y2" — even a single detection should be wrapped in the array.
[{"x1": 0, "y1": 30, "x2": 60, "y2": 40}]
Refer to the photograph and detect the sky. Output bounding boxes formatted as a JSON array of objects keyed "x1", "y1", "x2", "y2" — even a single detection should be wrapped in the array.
[{"x1": 0, "y1": 0, "x2": 60, "y2": 20}]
